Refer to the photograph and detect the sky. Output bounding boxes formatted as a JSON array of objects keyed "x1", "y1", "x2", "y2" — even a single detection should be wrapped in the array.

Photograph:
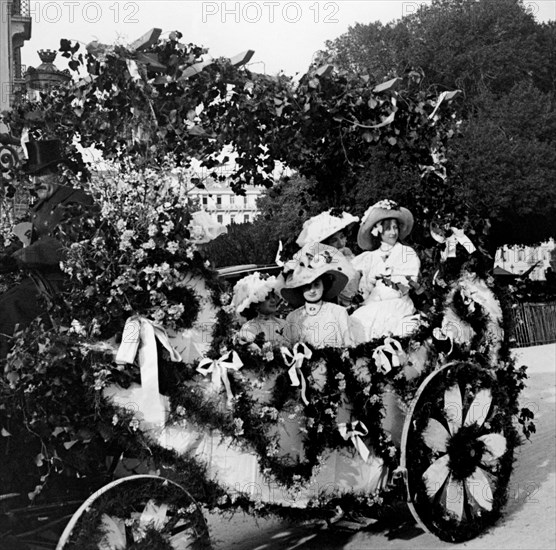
[{"x1": 19, "y1": 0, "x2": 556, "y2": 77}]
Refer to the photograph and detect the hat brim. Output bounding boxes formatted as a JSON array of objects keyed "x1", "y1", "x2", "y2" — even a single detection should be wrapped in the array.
[
  {"x1": 23, "y1": 158, "x2": 65, "y2": 174},
  {"x1": 357, "y1": 207, "x2": 414, "y2": 250},
  {"x1": 296, "y1": 213, "x2": 359, "y2": 248},
  {"x1": 280, "y1": 267, "x2": 348, "y2": 308}
]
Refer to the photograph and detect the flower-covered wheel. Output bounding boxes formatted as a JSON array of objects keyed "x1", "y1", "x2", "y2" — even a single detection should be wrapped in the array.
[
  {"x1": 56, "y1": 474, "x2": 211, "y2": 549},
  {"x1": 401, "y1": 362, "x2": 519, "y2": 542}
]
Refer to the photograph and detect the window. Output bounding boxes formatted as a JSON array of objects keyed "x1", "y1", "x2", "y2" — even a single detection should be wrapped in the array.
[
  {"x1": 517, "y1": 249, "x2": 524, "y2": 262},
  {"x1": 530, "y1": 249, "x2": 537, "y2": 261},
  {"x1": 217, "y1": 215, "x2": 223, "y2": 224},
  {"x1": 229, "y1": 195, "x2": 235, "y2": 205},
  {"x1": 244, "y1": 214, "x2": 250, "y2": 222},
  {"x1": 202, "y1": 196, "x2": 208, "y2": 205},
  {"x1": 216, "y1": 196, "x2": 222, "y2": 206}
]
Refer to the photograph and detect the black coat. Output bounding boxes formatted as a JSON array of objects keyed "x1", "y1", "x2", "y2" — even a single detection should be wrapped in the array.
[{"x1": 0, "y1": 185, "x2": 94, "y2": 357}]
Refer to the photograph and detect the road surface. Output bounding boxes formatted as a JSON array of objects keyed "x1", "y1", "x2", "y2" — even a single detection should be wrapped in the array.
[{"x1": 205, "y1": 344, "x2": 556, "y2": 550}]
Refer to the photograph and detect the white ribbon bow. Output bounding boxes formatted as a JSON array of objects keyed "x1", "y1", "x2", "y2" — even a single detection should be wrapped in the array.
[
  {"x1": 280, "y1": 343, "x2": 312, "y2": 406},
  {"x1": 275, "y1": 239, "x2": 284, "y2": 267},
  {"x1": 431, "y1": 224, "x2": 476, "y2": 262},
  {"x1": 338, "y1": 420, "x2": 370, "y2": 462},
  {"x1": 115, "y1": 316, "x2": 182, "y2": 426},
  {"x1": 197, "y1": 350, "x2": 243, "y2": 405},
  {"x1": 372, "y1": 337, "x2": 403, "y2": 374}
]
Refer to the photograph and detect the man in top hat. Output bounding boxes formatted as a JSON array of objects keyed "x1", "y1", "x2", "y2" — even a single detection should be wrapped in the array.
[{"x1": 0, "y1": 139, "x2": 94, "y2": 359}]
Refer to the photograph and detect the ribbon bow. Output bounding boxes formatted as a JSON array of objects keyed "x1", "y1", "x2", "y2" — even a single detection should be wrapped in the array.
[
  {"x1": 275, "y1": 239, "x2": 284, "y2": 267},
  {"x1": 372, "y1": 337, "x2": 403, "y2": 374},
  {"x1": 197, "y1": 350, "x2": 243, "y2": 405},
  {"x1": 280, "y1": 343, "x2": 312, "y2": 406},
  {"x1": 338, "y1": 421, "x2": 370, "y2": 462},
  {"x1": 115, "y1": 316, "x2": 182, "y2": 426},
  {"x1": 431, "y1": 224, "x2": 476, "y2": 262}
]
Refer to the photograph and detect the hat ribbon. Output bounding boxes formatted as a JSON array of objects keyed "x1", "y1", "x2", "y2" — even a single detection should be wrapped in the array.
[
  {"x1": 197, "y1": 350, "x2": 244, "y2": 406},
  {"x1": 372, "y1": 337, "x2": 403, "y2": 374},
  {"x1": 280, "y1": 342, "x2": 312, "y2": 406},
  {"x1": 338, "y1": 420, "x2": 370, "y2": 462},
  {"x1": 115, "y1": 316, "x2": 182, "y2": 425}
]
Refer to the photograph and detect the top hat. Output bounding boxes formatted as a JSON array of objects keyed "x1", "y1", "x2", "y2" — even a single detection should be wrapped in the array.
[{"x1": 24, "y1": 139, "x2": 65, "y2": 174}]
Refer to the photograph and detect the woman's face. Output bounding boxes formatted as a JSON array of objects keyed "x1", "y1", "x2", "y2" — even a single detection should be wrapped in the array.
[
  {"x1": 380, "y1": 218, "x2": 399, "y2": 246},
  {"x1": 257, "y1": 291, "x2": 278, "y2": 315},
  {"x1": 323, "y1": 230, "x2": 346, "y2": 250},
  {"x1": 302, "y1": 278, "x2": 324, "y2": 303}
]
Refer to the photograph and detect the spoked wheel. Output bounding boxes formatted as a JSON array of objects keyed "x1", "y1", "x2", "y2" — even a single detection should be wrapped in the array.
[
  {"x1": 400, "y1": 361, "x2": 519, "y2": 542},
  {"x1": 56, "y1": 474, "x2": 211, "y2": 549}
]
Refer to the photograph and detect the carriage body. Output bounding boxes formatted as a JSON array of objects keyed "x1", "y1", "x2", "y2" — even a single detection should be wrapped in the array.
[{"x1": 1, "y1": 262, "x2": 527, "y2": 549}]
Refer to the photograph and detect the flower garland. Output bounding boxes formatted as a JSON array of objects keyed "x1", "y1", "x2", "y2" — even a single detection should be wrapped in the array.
[{"x1": 57, "y1": 160, "x2": 220, "y2": 338}]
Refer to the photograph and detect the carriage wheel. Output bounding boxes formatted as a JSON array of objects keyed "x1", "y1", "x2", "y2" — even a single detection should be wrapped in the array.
[
  {"x1": 400, "y1": 362, "x2": 518, "y2": 542},
  {"x1": 56, "y1": 474, "x2": 211, "y2": 549}
]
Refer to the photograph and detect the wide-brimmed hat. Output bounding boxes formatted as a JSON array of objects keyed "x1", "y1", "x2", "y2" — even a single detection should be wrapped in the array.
[
  {"x1": 296, "y1": 210, "x2": 360, "y2": 248},
  {"x1": 232, "y1": 272, "x2": 283, "y2": 315},
  {"x1": 23, "y1": 139, "x2": 66, "y2": 174},
  {"x1": 280, "y1": 242, "x2": 349, "y2": 308},
  {"x1": 357, "y1": 199, "x2": 414, "y2": 251}
]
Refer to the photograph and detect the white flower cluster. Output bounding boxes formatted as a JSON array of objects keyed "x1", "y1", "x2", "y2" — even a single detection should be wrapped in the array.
[{"x1": 361, "y1": 199, "x2": 399, "y2": 226}]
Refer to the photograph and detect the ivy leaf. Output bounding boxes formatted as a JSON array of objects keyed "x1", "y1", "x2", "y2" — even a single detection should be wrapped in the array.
[{"x1": 1, "y1": 427, "x2": 10, "y2": 437}]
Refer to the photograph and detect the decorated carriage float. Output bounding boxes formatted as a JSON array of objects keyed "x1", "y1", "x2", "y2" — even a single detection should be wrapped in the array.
[{"x1": 0, "y1": 167, "x2": 535, "y2": 550}]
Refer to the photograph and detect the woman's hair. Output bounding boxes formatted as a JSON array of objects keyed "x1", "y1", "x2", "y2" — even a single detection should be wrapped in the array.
[
  {"x1": 240, "y1": 303, "x2": 260, "y2": 321},
  {"x1": 368, "y1": 218, "x2": 399, "y2": 248},
  {"x1": 240, "y1": 290, "x2": 276, "y2": 320},
  {"x1": 300, "y1": 274, "x2": 334, "y2": 299}
]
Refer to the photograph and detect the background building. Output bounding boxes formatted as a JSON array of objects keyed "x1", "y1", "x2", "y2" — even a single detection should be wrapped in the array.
[
  {"x1": 0, "y1": 0, "x2": 32, "y2": 111},
  {"x1": 495, "y1": 238, "x2": 555, "y2": 281},
  {"x1": 189, "y1": 181, "x2": 263, "y2": 225}
]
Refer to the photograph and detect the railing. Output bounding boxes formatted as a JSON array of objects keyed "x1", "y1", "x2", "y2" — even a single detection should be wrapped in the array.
[
  {"x1": 11, "y1": 0, "x2": 31, "y2": 17},
  {"x1": 511, "y1": 302, "x2": 556, "y2": 347}
]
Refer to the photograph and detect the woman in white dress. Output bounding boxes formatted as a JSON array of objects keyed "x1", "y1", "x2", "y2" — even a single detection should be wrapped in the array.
[
  {"x1": 231, "y1": 272, "x2": 290, "y2": 348},
  {"x1": 296, "y1": 210, "x2": 360, "y2": 308},
  {"x1": 281, "y1": 242, "x2": 353, "y2": 348},
  {"x1": 350, "y1": 199, "x2": 421, "y2": 344}
]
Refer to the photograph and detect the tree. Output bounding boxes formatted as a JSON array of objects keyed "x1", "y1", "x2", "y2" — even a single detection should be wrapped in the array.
[
  {"x1": 319, "y1": 0, "x2": 556, "y2": 251},
  {"x1": 5, "y1": 32, "x2": 455, "y2": 194},
  {"x1": 325, "y1": 0, "x2": 554, "y2": 99},
  {"x1": 202, "y1": 221, "x2": 277, "y2": 268}
]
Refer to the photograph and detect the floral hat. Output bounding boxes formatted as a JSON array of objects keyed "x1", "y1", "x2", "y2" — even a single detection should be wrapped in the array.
[
  {"x1": 280, "y1": 242, "x2": 349, "y2": 308},
  {"x1": 357, "y1": 199, "x2": 414, "y2": 251},
  {"x1": 232, "y1": 272, "x2": 282, "y2": 315},
  {"x1": 296, "y1": 210, "x2": 360, "y2": 248}
]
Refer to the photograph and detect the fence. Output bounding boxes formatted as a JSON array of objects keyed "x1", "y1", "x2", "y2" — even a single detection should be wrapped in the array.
[{"x1": 511, "y1": 302, "x2": 556, "y2": 347}]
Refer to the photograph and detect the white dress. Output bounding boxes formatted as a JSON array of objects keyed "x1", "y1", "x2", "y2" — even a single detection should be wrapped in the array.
[
  {"x1": 286, "y1": 302, "x2": 353, "y2": 349},
  {"x1": 350, "y1": 242, "x2": 420, "y2": 343}
]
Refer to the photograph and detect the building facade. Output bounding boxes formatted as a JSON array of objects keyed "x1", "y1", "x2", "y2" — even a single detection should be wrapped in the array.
[
  {"x1": 495, "y1": 238, "x2": 555, "y2": 281},
  {"x1": 189, "y1": 181, "x2": 263, "y2": 225},
  {"x1": 0, "y1": 0, "x2": 32, "y2": 111}
]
